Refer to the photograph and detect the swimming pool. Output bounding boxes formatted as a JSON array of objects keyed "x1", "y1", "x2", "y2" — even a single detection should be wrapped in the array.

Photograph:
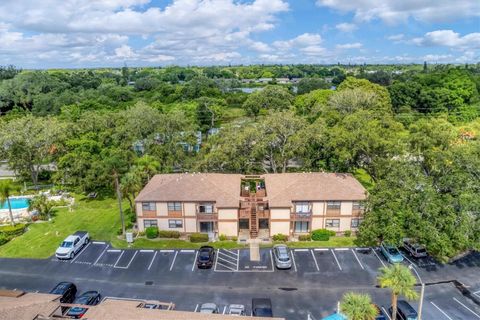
[{"x1": 0, "y1": 197, "x2": 30, "y2": 210}]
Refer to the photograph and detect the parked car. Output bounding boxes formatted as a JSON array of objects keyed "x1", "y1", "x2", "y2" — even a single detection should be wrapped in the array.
[
  {"x1": 199, "y1": 302, "x2": 219, "y2": 313},
  {"x1": 55, "y1": 231, "x2": 89, "y2": 260},
  {"x1": 272, "y1": 244, "x2": 292, "y2": 269},
  {"x1": 380, "y1": 242, "x2": 404, "y2": 263},
  {"x1": 388, "y1": 300, "x2": 418, "y2": 320},
  {"x1": 227, "y1": 304, "x2": 246, "y2": 316},
  {"x1": 49, "y1": 282, "x2": 77, "y2": 303},
  {"x1": 402, "y1": 239, "x2": 428, "y2": 258},
  {"x1": 374, "y1": 304, "x2": 388, "y2": 320},
  {"x1": 252, "y1": 298, "x2": 273, "y2": 317},
  {"x1": 197, "y1": 246, "x2": 215, "y2": 269},
  {"x1": 66, "y1": 291, "x2": 101, "y2": 319}
]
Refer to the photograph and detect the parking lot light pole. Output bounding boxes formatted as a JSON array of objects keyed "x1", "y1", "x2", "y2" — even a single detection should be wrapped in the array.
[{"x1": 409, "y1": 265, "x2": 424, "y2": 320}]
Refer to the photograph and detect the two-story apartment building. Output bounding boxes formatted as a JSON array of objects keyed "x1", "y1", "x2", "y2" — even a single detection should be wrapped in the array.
[{"x1": 135, "y1": 173, "x2": 367, "y2": 239}]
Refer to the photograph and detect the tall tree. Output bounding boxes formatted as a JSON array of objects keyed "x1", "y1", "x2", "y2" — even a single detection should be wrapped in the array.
[
  {"x1": 0, "y1": 180, "x2": 19, "y2": 226},
  {"x1": 242, "y1": 85, "x2": 294, "y2": 118},
  {"x1": 340, "y1": 292, "x2": 379, "y2": 320},
  {"x1": 378, "y1": 264, "x2": 418, "y2": 320}
]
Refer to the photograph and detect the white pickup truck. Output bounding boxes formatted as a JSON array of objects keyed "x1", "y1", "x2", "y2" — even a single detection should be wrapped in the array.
[{"x1": 55, "y1": 231, "x2": 90, "y2": 259}]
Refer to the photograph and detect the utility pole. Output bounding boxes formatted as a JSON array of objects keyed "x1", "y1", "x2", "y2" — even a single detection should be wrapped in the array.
[{"x1": 409, "y1": 265, "x2": 424, "y2": 320}]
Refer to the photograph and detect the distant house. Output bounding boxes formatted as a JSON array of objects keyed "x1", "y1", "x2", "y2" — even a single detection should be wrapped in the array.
[
  {"x1": 276, "y1": 78, "x2": 290, "y2": 84},
  {"x1": 135, "y1": 173, "x2": 367, "y2": 240},
  {"x1": 256, "y1": 78, "x2": 273, "y2": 84},
  {"x1": 0, "y1": 162, "x2": 15, "y2": 180}
]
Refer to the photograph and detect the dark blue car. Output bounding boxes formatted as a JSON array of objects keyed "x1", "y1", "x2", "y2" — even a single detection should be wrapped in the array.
[{"x1": 66, "y1": 291, "x2": 101, "y2": 318}]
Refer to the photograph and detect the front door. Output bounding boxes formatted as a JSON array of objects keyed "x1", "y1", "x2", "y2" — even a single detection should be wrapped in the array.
[
  {"x1": 199, "y1": 221, "x2": 214, "y2": 233},
  {"x1": 258, "y1": 219, "x2": 269, "y2": 229}
]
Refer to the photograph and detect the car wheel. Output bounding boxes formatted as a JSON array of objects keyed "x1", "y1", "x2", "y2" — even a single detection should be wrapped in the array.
[
  {"x1": 70, "y1": 252, "x2": 74, "y2": 259},
  {"x1": 85, "y1": 238, "x2": 89, "y2": 244}
]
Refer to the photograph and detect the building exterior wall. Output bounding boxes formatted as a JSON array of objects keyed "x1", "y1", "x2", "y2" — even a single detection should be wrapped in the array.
[
  {"x1": 185, "y1": 218, "x2": 197, "y2": 233},
  {"x1": 312, "y1": 202, "x2": 325, "y2": 215},
  {"x1": 311, "y1": 217, "x2": 324, "y2": 230},
  {"x1": 340, "y1": 201, "x2": 353, "y2": 215},
  {"x1": 218, "y1": 221, "x2": 238, "y2": 237},
  {"x1": 218, "y1": 208, "x2": 237, "y2": 220},
  {"x1": 270, "y1": 221, "x2": 290, "y2": 236},
  {"x1": 183, "y1": 203, "x2": 196, "y2": 217},
  {"x1": 270, "y1": 208, "x2": 290, "y2": 220},
  {"x1": 157, "y1": 202, "x2": 168, "y2": 216}
]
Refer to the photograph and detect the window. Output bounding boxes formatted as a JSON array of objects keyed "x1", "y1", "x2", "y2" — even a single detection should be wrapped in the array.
[
  {"x1": 326, "y1": 219, "x2": 340, "y2": 228},
  {"x1": 142, "y1": 202, "x2": 156, "y2": 211},
  {"x1": 198, "y1": 203, "x2": 214, "y2": 213},
  {"x1": 327, "y1": 201, "x2": 341, "y2": 210},
  {"x1": 351, "y1": 218, "x2": 363, "y2": 228},
  {"x1": 295, "y1": 202, "x2": 310, "y2": 213},
  {"x1": 143, "y1": 219, "x2": 158, "y2": 228},
  {"x1": 167, "y1": 202, "x2": 182, "y2": 211},
  {"x1": 353, "y1": 201, "x2": 365, "y2": 210},
  {"x1": 294, "y1": 221, "x2": 310, "y2": 233},
  {"x1": 168, "y1": 219, "x2": 183, "y2": 228}
]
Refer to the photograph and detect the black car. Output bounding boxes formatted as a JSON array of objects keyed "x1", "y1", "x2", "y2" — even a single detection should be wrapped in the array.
[
  {"x1": 252, "y1": 298, "x2": 273, "y2": 317},
  {"x1": 374, "y1": 304, "x2": 388, "y2": 320},
  {"x1": 389, "y1": 300, "x2": 418, "y2": 320},
  {"x1": 49, "y1": 282, "x2": 77, "y2": 303},
  {"x1": 197, "y1": 246, "x2": 215, "y2": 269},
  {"x1": 66, "y1": 291, "x2": 101, "y2": 319}
]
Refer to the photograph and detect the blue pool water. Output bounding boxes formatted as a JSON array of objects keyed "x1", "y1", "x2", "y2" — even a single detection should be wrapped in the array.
[{"x1": 0, "y1": 197, "x2": 30, "y2": 210}]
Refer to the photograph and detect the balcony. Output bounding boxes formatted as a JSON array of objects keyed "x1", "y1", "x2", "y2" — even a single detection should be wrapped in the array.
[
  {"x1": 142, "y1": 210, "x2": 156, "y2": 218},
  {"x1": 326, "y1": 208, "x2": 341, "y2": 216},
  {"x1": 167, "y1": 211, "x2": 182, "y2": 218},
  {"x1": 239, "y1": 208, "x2": 249, "y2": 219},
  {"x1": 290, "y1": 212, "x2": 312, "y2": 221},
  {"x1": 257, "y1": 209, "x2": 270, "y2": 219},
  {"x1": 196, "y1": 213, "x2": 218, "y2": 221},
  {"x1": 352, "y1": 208, "x2": 364, "y2": 216}
]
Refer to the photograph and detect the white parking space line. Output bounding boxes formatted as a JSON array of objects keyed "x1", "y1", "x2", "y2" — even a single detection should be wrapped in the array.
[
  {"x1": 71, "y1": 242, "x2": 91, "y2": 263},
  {"x1": 290, "y1": 251, "x2": 297, "y2": 272},
  {"x1": 314, "y1": 248, "x2": 329, "y2": 251},
  {"x1": 112, "y1": 251, "x2": 125, "y2": 268},
  {"x1": 453, "y1": 297, "x2": 480, "y2": 319},
  {"x1": 294, "y1": 249, "x2": 309, "y2": 252},
  {"x1": 93, "y1": 246, "x2": 110, "y2": 265},
  {"x1": 192, "y1": 251, "x2": 199, "y2": 271},
  {"x1": 216, "y1": 261, "x2": 236, "y2": 271},
  {"x1": 107, "y1": 249, "x2": 121, "y2": 253},
  {"x1": 169, "y1": 251, "x2": 178, "y2": 271},
  {"x1": 140, "y1": 249, "x2": 154, "y2": 253},
  {"x1": 334, "y1": 248, "x2": 349, "y2": 251},
  {"x1": 148, "y1": 251, "x2": 158, "y2": 271},
  {"x1": 430, "y1": 302, "x2": 454, "y2": 320},
  {"x1": 402, "y1": 254, "x2": 418, "y2": 268},
  {"x1": 351, "y1": 248, "x2": 365, "y2": 270},
  {"x1": 160, "y1": 249, "x2": 175, "y2": 253},
  {"x1": 270, "y1": 250, "x2": 275, "y2": 271},
  {"x1": 92, "y1": 241, "x2": 106, "y2": 245},
  {"x1": 217, "y1": 256, "x2": 238, "y2": 267},
  {"x1": 114, "y1": 251, "x2": 138, "y2": 269},
  {"x1": 194, "y1": 304, "x2": 199, "y2": 312},
  {"x1": 310, "y1": 249, "x2": 320, "y2": 271},
  {"x1": 180, "y1": 249, "x2": 195, "y2": 253},
  {"x1": 224, "y1": 249, "x2": 238, "y2": 256},
  {"x1": 381, "y1": 307, "x2": 392, "y2": 320},
  {"x1": 236, "y1": 250, "x2": 239, "y2": 271},
  {"x1": 331, "y1": 249, "x2": 342, "y2": 271},
  {"x1": 218, "y1": 250, "x2": 238, "y2": 260},
  {"x1": 222, "y1": 306, "x2": 227, "y2": 314},
  {"x1": 372, "y1": 248, "x2": 387, "y2": 267},
  {"x1": 474, "y1": 291, "x2": 480, "y2": 299}
]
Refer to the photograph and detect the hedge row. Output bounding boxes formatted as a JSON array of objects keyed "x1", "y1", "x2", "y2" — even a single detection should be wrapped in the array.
[
  {"x1": 189, "y1": 233, "x2": 209, "y2": 243},
  {"x1": 0, "y1": 224, "x2": 27, "y2": 238},
  {"x1": 311, "y1": 229, "x2": 336, "y2": 241},
  {"x1": 158, "y1": 230, "x2": 181, "y2": 239}
]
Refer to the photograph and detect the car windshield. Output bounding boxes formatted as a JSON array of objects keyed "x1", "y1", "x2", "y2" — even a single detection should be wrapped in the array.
[
  {"x1": 199, "y1": 251, "x2": 210, "y2": 257},
  {"x1": 387, "y1": 247, "x2": 399, "y2": 255},
  {"x1": 255, "y1": 308, "x2": 273, "y2": 316},
  {"x1": 417, "y1": 248, "x2": 426, "y2": 253},
  {"x1": 75, "y1": 296, "x2": 92, "y2": 305},
  {"x1": 61, "y1": 241, "x2": 73, "y2": 248}
]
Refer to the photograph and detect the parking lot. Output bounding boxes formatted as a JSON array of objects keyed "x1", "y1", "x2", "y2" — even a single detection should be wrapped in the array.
[{"x1": 0, "y1": 242, "x2": 476, "y2": 319}]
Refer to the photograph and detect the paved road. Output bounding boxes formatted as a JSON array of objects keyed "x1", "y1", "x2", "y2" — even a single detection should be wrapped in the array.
[{"x1": 0, "y1": 242, "x2": 479, "y2": 319}]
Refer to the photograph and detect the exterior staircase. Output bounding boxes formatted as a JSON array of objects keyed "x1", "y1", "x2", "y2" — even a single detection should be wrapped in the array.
[{"x1": 250, "y1": 205, "x2": 258, "y2": 238}]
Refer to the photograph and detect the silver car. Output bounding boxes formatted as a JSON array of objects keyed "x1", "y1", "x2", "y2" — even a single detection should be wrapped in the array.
[
  {"x1": 199, "y1": 303, "x2": 219, "y2": 313},
  {"x1": 273, "y1": 244, "x2": 292, "y2": 269},
  {"x1": 228, "y1": 304, "x2": 246, "y2": 316}
]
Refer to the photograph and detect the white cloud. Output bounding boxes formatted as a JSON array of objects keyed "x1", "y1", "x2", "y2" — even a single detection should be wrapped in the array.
[
  {"x1": 335, "y1": 23, "x2": 357, "y2": 32},
  {"x1": 387, "y1": 34, "x2": 404, "y2": 41},
  {"x1": 423, "y1": 54, "x2": 454, "y2": 62},
  {"x1": 336, "y1": 42, "x2": 363, "y2": 49},
  {"x1": 315, "y1": 0, "x2": 480, "y2": 24},
  {"x1": 114, "y1": 45, "x2": 138, "y2": 59},
  {"x1": 412, "y1": 30, "x2": 480, "y2": 50},
  {"x1": 273, "y1": 33, "x2": 322, "y2": 50}
]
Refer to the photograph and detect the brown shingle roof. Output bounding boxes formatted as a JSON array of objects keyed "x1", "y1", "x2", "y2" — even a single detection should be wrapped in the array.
[
  {"x1": 264, "y1": 173, "x2": 367, "y2": 207},
  {"x1": 135, "y1": 173, "x2": 242, "y2": 208}
]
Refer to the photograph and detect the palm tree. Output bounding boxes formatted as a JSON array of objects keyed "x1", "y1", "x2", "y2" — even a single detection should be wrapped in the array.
[
  {"x1": 340, "y1": 292, "x2": 379, "y2": 320},
  {"x1": 120, "y1": 170, "x2": 143, "y2": 213},
  {"x1": 29, "y1": 194, "x2": 54, "y2": 221},
  {"x1": 0, "y1": 180, "x2": 20, "y2": 226},
  {"x1": 378, "y1": 264, "x2": 419, "y2": 320}
]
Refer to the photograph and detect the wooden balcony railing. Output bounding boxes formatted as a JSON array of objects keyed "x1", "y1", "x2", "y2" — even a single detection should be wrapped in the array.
[
  {"x1": 167, "y1": 211, "x2": 182, "y2": 218},
  {"x1": 239, "y1": 209, "x2": 249, "y2": 219},
  {"x1": 352, "y1": 209, "x2": 364, "y2": 216},
  {"x1": 326, "y1": 209, "x2": 341, "y2": 216},
  {"x1": 257, "y1": 209, "x2": 270, "y2": 219},
  {"x1": 196, "y1": 213, "x2": 218, "y2": 221},
  {"x1": 142, "y1": 210, "x2": 156, "y2": 218},
  {"x1": 290, "y1": 212, "x2": 312, "y2": 220}
]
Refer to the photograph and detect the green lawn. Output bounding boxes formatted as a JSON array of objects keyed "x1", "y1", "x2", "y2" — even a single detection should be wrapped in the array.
[
  {"x1": 0, "y1": 195, "x2": 357, "y2": 258},
  {"x1": 0, "y1": 196, "x2": 122, "y2": 258}
]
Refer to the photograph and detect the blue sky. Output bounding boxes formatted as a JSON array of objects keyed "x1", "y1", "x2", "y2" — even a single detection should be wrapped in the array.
[{"x1": 0, "y1": 0, "x2": 478, "y2": 68}]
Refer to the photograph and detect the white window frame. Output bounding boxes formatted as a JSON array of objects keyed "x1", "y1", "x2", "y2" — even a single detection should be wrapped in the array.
[
  {"x1": 168, "y1": 219, "x2": 183, "y2": 228},
  {"x1": 198, "y1": 203, "x2": 214, "y2": 214},
  {"x1": 143, "y1": 219, "x2": 158, "y2": 228},
  {"x1": 327, "y1": 201, "x2": 341, "y2": 210},
  {"x1": 167, "y1": 202, "x2": 182, "y2": 211},
  {"x1": 295, "y1": 202, "x2": 311, "y2": 214},
  {"x1": 326, "y1": 219, "x2": 340, "y2": 228},
  {"x1": 142, "y1": 202, "x2": 156, "y2": 211},
  {"x1": 294, "y1": 221, "x2": 310, "y2": 233}
]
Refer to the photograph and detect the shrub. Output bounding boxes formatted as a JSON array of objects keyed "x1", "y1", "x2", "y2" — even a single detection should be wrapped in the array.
[
  {"x1": 0, "y1": 224, "x2": 26, "y2": 237},
  {"x1": 145, "y1": 227, "x2": 159, "y2": 239},
  {"x1": 344, "y1": 230, "x2": 352, "y2": 237},
  {"x1": 311, "y1": 229, "x2": 336, "y2": 241},
  {"x1": 158, "y1": 230, "x2": 181, "y2": 239},
  {"x1": 230, "y1": 236, "x2": 238, "y2": 242},
  {"x1": 298, "y1": 234, "x2": 311, "y2": 241},
  {"x1": 219, "y1": 234, "x2": 227, "y2": 241},
  {"x1": 190, "y1": 233, "x2": 209, "y2": 243},
  {"x1": 272, "y1": 233, "x2": 288, "y2": 242},
  {"x1": 0, "y1": 234, "x2": 9, "y2": 246}
]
